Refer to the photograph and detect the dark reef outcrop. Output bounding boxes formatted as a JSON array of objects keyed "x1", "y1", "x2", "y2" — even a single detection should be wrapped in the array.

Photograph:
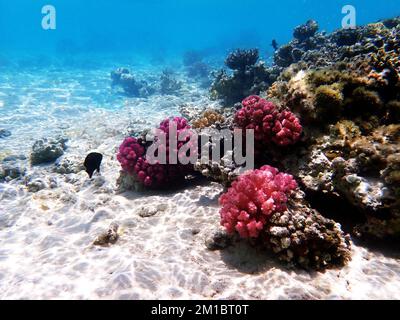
[
  {"x1": 159, "y1": 70, "x2": 183, "y2": 95},
  {"x1": 111, "y1": 68, "x2": 156, "y2": 97},
  {"x1": 30, "y1": 137, "x2": 68, "y2": 165},
  {"x1": 210, "y1": 48, "x2": 280, "y2": 106},
  {"x1": 274, "y1": 18, "x2": 400, "y2": 68},
  {"x1": 268, "y1": 18, "x2": 400, "y2": 239}
]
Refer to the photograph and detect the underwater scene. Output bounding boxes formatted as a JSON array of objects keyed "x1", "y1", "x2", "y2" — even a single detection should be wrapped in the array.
[{"x1": 0, "y1": 0, "x2": 400, "y2": 300}]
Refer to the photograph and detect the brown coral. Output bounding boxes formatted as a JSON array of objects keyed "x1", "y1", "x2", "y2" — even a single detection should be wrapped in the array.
[
  {"x1": 192, "y1": 109, "x2": 225, "y2": 129},
  {"x1": 268, "y1": 47, "x2": 400, "y2": 238},
  {"x1": 264, "y1": 190, "x2": 351, "y2": 270}
]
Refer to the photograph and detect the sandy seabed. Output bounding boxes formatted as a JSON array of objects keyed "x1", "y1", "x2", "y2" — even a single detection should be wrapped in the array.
[{"x1": 0, "y1": 61, "x2": 400, "y2": 299}]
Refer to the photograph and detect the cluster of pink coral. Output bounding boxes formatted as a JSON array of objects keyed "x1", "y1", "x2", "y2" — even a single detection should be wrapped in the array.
[
  {"x1": 116, "y1": 137, "x2": 145, "y2": 175},
  {"x1": 117, "y1": 117, "x2": 194, "y2": 188},
  {"x1": 159, "y1": 116, "x2": 190, "y2": 133},
  {"x1": 219, "y1": 165, "x2": 298, "y2": 238},
  {"x1": 234, "y1": 95, "x2": 302, "y2": 146},
  {"x1": 157, "y1": 116, "x2": 195, "y2": 161}
]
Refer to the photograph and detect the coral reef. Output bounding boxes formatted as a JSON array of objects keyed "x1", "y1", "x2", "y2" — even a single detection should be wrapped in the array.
[
  {"x1": 274, "y1": 17, "x2": 400, "y2": 68},
  {"x1": 30, "y1": 137, "x2": 68, "y2": 165},
  {"x1": 160, "y1": 70, "x2": 182, "y2": 95},
  {"x1": 117, "y1": 117, "x2": 194, "y2": 189},
  {"x1": 210, "y1": 49, "x2": 279, "y2": 105},
  {"x1": 193, "y1": 127, "x2": 245, "y2": 186},
  {"x1": 54, "y1": 156, "x2": 85, "y2": 175},
  {"x1": 225, "y1": 49, "x2": 259, "y2": 71},
  {"x1": 111, "y1": 67, "x2": 155, "y2": 97},
  {"x1": 219, "y1": 165, "x2": 298, "y2": 238},
  {"x1": 192, "y1": 109, "x2": 225, "y2": 129},
  {"x1": 190, "y1": 95, "x2": 302, "y2": 186},
  {"x1": 218, "y1": 166, "x2": 351, "y2": 269},
  {"x1": 264, "y1": 190, "x2": 351, "y2": 270},
  {"x1": 293, "y1": 20, "x2": 319, "y2": 41},
  {"x1": 234, "y1": 95, "x2": 302, "y2": 147},
  {"x1": 267, "y1": 20, "x2": 400, "y2": 238},
  {"x1": 194, "y1": 151, "x2": 241, "y2": 187}
]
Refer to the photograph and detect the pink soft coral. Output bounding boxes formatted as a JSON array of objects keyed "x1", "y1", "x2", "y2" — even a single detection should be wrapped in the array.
[
  {"x1": 219, "y1": 165, "x2": 298, "y2": 238},
  {"x1": 272, "y1": 110, "x2": 302, "y2": 146},
  {"x1": 234, "y1": 95, "x2": 302, "y2": 146},
  {"x1": 116, "y1": 136, "x2": 145, "y2": 175},
  {"x1": 117, "y1": 117, "x2": 194, "y2": 188}
]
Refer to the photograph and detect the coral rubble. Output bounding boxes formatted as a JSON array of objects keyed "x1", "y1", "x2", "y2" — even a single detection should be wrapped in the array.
[{"x1": 93, "y1": 222, "x2": 119, "y2": 246}]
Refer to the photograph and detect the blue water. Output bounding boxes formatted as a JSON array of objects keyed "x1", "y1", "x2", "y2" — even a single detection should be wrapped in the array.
[
  {"x1": 0, "y1": 0, "x2": 399, "y2": 155},
  {"x1": 1, "y1": 0, "x2": 399, "y2": 59}
]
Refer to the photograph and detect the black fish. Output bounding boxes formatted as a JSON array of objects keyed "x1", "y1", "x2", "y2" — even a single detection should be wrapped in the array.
[
  {"x1": 271, "y1": 39, "x2": 278, "y2": 51},
  {"x1": 84, "y1": 152, "x2": 103, "y2": 178}
]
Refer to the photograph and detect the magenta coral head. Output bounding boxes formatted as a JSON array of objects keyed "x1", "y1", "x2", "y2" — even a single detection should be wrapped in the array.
[
  {"x1": 272, "y1": 111, "x2": 303, "y2": 146},
  {"x1": 234, "y1": 95, "x2": 302, "y2": 147},
  {"x1": 116, "y1": 137, "x2": 145, "y2": 174},
  {"x1": 117, "y1": 116, "x2": 194, "y2": 189},
  {"x1": 219, "y1": 165, "x2": 297, "y2": 239},
  {"x1": 159, "y1": 116, "x2": 190, "y2": 134}
]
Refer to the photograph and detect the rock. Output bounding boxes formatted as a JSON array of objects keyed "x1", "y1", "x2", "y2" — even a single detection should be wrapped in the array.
[
  {"x1": 0, "y1": 160, "x2": 26, "y2": 181},
  {"x1": 0, "y1": 129, "x2": 11, "y2": 138},
  {"x1": 2, "y1": 155, "x2": 26, "y2": 162},
  {"x1": 93, "y1": 222, "x2": 119, "y2": 246},
  {"x1": 111, "y1": 67, "x2": 130, "y2": 85},
  {"x1": 116, "y1": 171, "x2": 144, "y2": 192},
  {"x1": 137, "y1": 204, "x2": 168, "y2": 218},
  {"x1": 205, "y1": 229, "x2": 233, "y2": 250},
  {"x1": 160, "y1": 70, "x2": 182, "y2": 95},
  {"x1": 54, "y1": 155, "x2": 84, "y2": 174},
  {"x1": 111, "y1": 68, "x2": 156, "y2": 97},
  {"x1": 30, "y1": 137, "x2": 68, "y2": 165},
  {"x1": 191, "y1": 228, "x2": 201, "y2": 235},
  {"x1": 26, "y1": 178, "x2": 48, "y2": 192}
]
